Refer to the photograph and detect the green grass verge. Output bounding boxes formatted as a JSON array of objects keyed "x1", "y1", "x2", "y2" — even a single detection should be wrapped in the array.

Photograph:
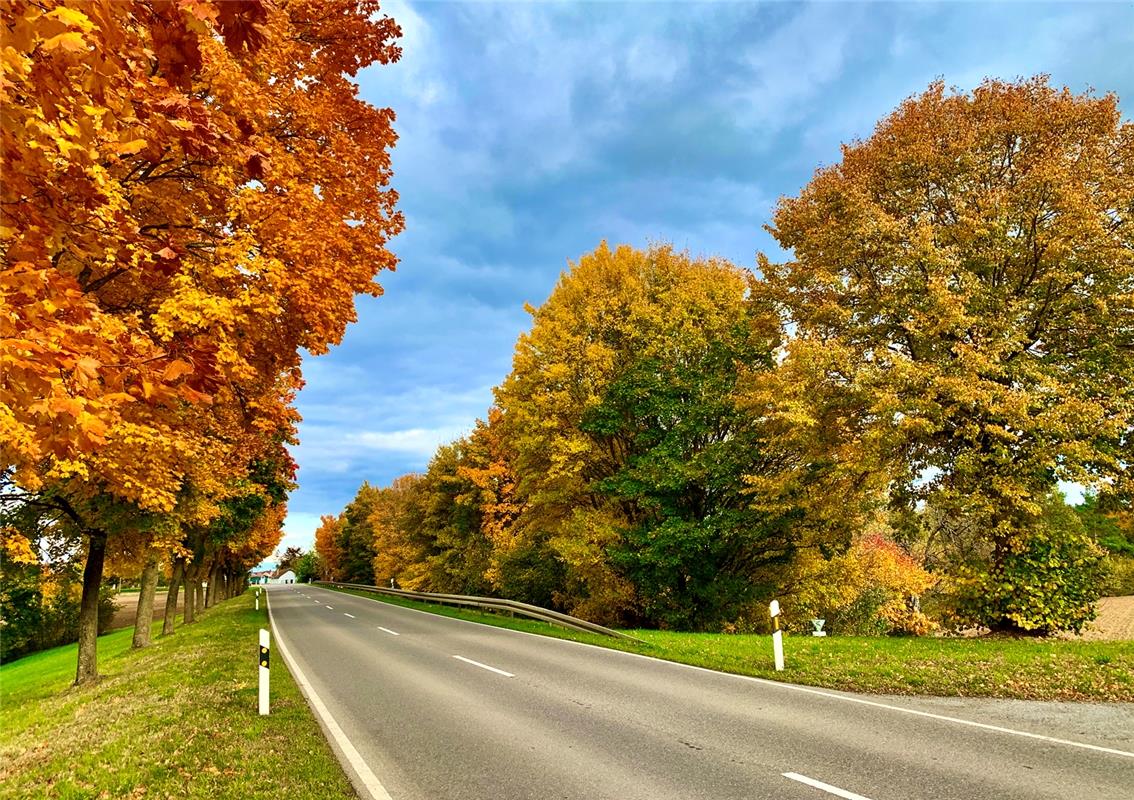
[
  {"x1": 323, "y1": 585, "x2": 1134, "y2": 702},
  {"x1": 0, "y1": 591, "x2": 354, "y2": 800}
]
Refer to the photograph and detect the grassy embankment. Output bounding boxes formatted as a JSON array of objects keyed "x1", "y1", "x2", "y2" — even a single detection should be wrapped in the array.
[
  {"x1": 325, "y1": 585, "x2": 1134, "y2": 702},
  {"x1": 0, "y1": 591, "x2": 353, "y2": 800}
]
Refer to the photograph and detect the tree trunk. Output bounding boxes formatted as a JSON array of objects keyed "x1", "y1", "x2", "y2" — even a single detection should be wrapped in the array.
[
  {"x1": 132, "y1": 554, "x2": 160, "y2": 648},
  {"x1": 162, "y1": 558, "x2": 183, "y2": 635},
  {"x1": 183, "y1": 561, "x2": 197, "y2": 625},
  {"x1": 205, "y1": 560, "x2": 219, "y2": 608},
  {"x1": 74, "y1": 529, "x2": 108, "y2": 686},
  {"x1": 194, "y1": 568, "x2": 205, "y2": 615}
]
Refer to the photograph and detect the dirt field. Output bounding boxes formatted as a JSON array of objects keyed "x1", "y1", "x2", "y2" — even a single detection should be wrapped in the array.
[
  {"x1": 108, "y1": 590, "x2": 182, "y2": 631},
  {"x1": 1076, "y1": 595, "x2": 1134, "y2": 641}
]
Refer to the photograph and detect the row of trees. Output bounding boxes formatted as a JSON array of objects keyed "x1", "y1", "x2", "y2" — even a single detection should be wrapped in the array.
[
  {"x1": 317, "y1": 78, "x2": 1133, "y2": 635},
  {"x1": 1, "y1": 1, "x2": 402, "y2": 678}
]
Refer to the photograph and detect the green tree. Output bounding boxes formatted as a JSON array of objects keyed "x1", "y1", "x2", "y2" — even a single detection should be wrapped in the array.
[
  {"x1": 946, "y1": 493, "x2": 1105, "y2": 634},
  {"x1": 496, "y1": 242, "x2": 785, "y2": 627},
  {"x1": 335, "y1": 484, "x2": 379, "y2": 584},
  {"x1": 294, "y1": 551, "x2": 321, "y2": 584},
  {"x1": 1076, "y1": 494, "x2": 1134, "y2": 557},
  {"x1": 588, "y1": 319, "x2": 792, "y2": 629},
  {"x1": 1076, "y1": 493, "x2": 1134, "y2": 596}
]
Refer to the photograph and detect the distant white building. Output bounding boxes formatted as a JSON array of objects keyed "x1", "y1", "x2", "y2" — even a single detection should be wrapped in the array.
[
  {"x1": 270, "y1": 569, "x2": 296, "y2": 585},
  {"x1": 249, "y1": 570, "x2": 273, "y2": 585}
]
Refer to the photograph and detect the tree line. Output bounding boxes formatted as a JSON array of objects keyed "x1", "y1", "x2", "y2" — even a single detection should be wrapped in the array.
[
  {"x1": 316, "y1": 77, "x2": 1134, "y2": 636},
  {"x1": 1, "y1": 1, "x2": 403, "y2": 679}
]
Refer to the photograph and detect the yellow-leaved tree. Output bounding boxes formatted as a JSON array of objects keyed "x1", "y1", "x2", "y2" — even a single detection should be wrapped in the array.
[
  {"x1": 754, "y1": 77, "x2": 1131, "y2": 633},
  {"x1": 496, "y1": 242, "x2": 787, "y2": 627}
]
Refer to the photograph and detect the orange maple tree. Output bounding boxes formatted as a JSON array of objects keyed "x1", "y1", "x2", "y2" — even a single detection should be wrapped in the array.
[
  {"x1": 313, "y1": 513, "x2": 344, "y2": 581},
  {"x1": 1, "y1": 0, "x2": 403, "y2": 683}
]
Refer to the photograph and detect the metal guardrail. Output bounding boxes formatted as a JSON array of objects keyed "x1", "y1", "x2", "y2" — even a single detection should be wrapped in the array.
[{"x1": 314, "y1": 581, "x2": 644, "y2": 643}]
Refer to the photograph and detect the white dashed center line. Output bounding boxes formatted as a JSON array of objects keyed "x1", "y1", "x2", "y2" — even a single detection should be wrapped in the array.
[
  {"x1": 452, "y1": 655, "x2": 514, "y2": 678},
  {"x1": 377, "y1": 627, "x2": 400, "y2": 636},
  {"x1": 782, "y1": 773, "x2": 873, "y2": 800},
  {"x1": 325, "y1": 605, "x2": 334, "y2": 610},
  {"x1": 344, "y1": 613, "x2": 355, "y2": 619}
]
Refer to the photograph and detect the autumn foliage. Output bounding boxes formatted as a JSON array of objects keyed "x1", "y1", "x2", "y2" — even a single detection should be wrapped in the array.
[
  {"x1": 755, "y1": 77, "x2": 1131, "y2": 633},
  {"x1": 1, "y1": 1, "x2": 402, "y2": 677},
  {"x1": 322, "y1": 77, "x2": 1130, "y2": 637}
]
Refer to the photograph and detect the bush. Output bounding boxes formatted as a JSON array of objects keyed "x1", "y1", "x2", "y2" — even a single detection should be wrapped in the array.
[
  {"x1": 1102, "y1": 556, "x2": 1134, "y2": 597},
  {"x1": 1, "y1": 535, "x2": 119, "y2": 663},
  {"x1": 785, "y1": 533, "x2": 937, "y2": 636},
  {"x1": 943, "y1": 503, "x2": 1105, "y2": 635},
  {"x1": 294, "y1": 551, "x2": 322, "y2": 584}
]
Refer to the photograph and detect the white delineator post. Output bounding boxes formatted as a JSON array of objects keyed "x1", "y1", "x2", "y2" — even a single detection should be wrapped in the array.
[
  {"x1": 259, "y1": 628, "x2": 270, "y2": 715},
  {"x1": 770, "y1": 600, "x2": 784, "y2": 671}
]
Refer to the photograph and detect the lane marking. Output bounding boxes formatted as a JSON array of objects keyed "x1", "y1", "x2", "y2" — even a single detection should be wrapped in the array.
[
  {"x1": 452, "y1": 655, "x2": 514, "y2": 677},
  {"x1": 783, "y1": 772, "x2": 873, "y2": 800},
  {"x1": 344, "y1": 613, "x2": 356, "y2": 619},
  {"x1": 377, "y1": 626, "x2": 400, "y2": 636},
  {"x1": 318, "y1": 587, "x2": 1134, "y2": 760},
  {"x1": 325, "y1": 605, "x2": 334, "y2": 610},
  {"x1": 264, "y1": 592, "x2": 395, "y2": 800}
]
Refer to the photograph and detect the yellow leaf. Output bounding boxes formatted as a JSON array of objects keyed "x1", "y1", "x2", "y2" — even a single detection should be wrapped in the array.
[
  {"x1": 42, "y1": 32, "x2": 87, "y2": 53},
  {"x1": 46, "y1": 7, "x2": 94, "y2": 33},
  {"x1": 115, "y1": 139, "x2": 148, "y2": 155},
  {"x1": 1, "y1": 46, "x2": 31, "y2": 75},
  {"x1": 75, "y1": 357, "x2": 101, "y2": 379}
]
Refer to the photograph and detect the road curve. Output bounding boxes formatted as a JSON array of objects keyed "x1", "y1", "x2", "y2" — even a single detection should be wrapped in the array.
[{"x1": 266, "y1": 585, "x2": 1134, "y2": 800}]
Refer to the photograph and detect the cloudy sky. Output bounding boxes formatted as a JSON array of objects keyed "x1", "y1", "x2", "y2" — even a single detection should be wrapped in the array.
[{"x1": 272, "y1": 0, "x2": 1134, "y2": 561}]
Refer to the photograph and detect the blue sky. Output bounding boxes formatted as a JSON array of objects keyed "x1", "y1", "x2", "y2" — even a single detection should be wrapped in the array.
[{"x1": 272, "y1": 0, "x2": 1134, "y2": 562}]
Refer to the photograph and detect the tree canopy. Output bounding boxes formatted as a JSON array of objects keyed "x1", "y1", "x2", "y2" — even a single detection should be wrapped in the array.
[
  {"x1": 324, "y1": 78, "x2": 1129, "y2": 636},
  {"x1": 1, "y1": 0, "x2": 403, "y2": 678}
]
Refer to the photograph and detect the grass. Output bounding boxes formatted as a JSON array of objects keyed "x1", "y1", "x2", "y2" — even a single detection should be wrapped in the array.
[
  {"x1": 324, "y1": 585, "x2": 1134, "y2": 702},
  {"x1": 0, "y1": 591, "x2": 354, "y2": 800}
]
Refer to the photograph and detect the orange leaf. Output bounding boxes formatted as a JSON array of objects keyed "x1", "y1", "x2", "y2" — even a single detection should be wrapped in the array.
[
  {"x1": 115, "y1": 139, "x2": 148, "y2": 156},
  {"x1": 75, "y1": 357, "x2": 101, "y2": 380},
  {"x1": 162, "y1": 359, "x2": 194, "y2": 382},
  {"x1": 42, "y1": 32, "x2": 88, "y2": 53}
]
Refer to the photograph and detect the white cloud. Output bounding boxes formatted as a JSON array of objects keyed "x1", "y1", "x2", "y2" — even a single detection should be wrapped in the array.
[
  {"x1": 730, "y1": 3, "x2": 859, "y2": 133},
  {"x1": 356, "y1": 425, "x2": 474, "y2": 456}
]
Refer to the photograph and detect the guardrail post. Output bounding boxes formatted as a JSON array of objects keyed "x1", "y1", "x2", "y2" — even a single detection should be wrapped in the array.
[
  {"x1": 258, "y1": 628, "x2": 270, "y2": 715},
  {"x1": 770, "y1": 600, "x2": 784, "y2": 671}
]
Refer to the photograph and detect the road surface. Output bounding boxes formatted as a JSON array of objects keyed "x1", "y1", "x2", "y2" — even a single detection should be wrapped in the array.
[{"x1": 266, "y1": 585, "x2": 1134, "y2": 800}]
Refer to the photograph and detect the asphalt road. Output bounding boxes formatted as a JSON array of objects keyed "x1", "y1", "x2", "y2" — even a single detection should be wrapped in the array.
[{"x1": 266, "y1": 585, "x2": 1134, "y2": 800}]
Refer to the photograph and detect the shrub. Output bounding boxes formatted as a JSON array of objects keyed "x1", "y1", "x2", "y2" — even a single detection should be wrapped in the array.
[
  {"x1": 1102, "y1": 555, "x2": 1134, "y2": 597},
  {"x1": 942, "y1": 503, "x2": 1105, "y2": 635},
  {"x1": 785, "y1": 533, "x2": 937, "y2": 635},
  {"x1": 1, "y1": 531, "x2": 119, "y2": 662}
]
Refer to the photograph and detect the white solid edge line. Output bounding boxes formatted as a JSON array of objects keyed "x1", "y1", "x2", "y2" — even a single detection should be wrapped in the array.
[
  {"x1": 344, "y1": 613, "x2": 356, "y2": 619},
  {"x1": 265, "y1": 589, "x2": 395, "y2": 800},
  {"x1": 310, "y1": 585, "x2": 1134, "y2": 760},
  {"x1": 783, "y1": 772, "x2": 873, "y2": 800},
  {"x1": 378, "y1": 626, "x2": 400, "y2": 636},
  {"x1": 452, "y1": 654, "x2": 515, "y2": 677}
]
